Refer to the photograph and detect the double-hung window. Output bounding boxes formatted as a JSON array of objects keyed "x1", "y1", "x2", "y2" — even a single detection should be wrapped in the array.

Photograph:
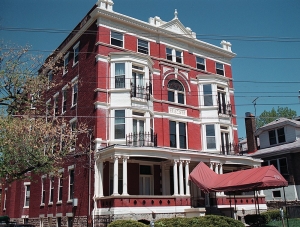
[
  {"x1": 206, "y1": 124, "x2": 216, "y2": 149},
  {"x1": 169, "y1": 121, "x2": 186, "y2": 149},
  {"x1": 41, "y1": 177, "x2": 46, "y2": 204},
  {"x1": 49, "y1": 177, "x2": 54, "y2": 203},
  {"x1": 73, "y1": 42, "x2": 80, "y2": 65},
  {"x1": 138, "y1": 39, "x2": 149, "y2": 54},
  {"x1": 68, "y1": 168, "x2": 74, "y2": 201},
  {"x1": 111, "y1": 31, "x2": 123, "y2": 47},
  {"x1": 115, "y1": 110, "x2": 125, "y2": 139},
  {"x1": 63, "y1": 53, "x2": 69, "y2": 75},
  {"x1": 71, "y1": 77, "x2": 78, "y2": 107},
  {"x1": 220, "y1": 128, "x2": 230, "y2": 154},
  {"x1": 62, "y1": 88, "x2": 67, "y2": 114},
  {"x1": 216, "y1": 62, "x2": 224, "y2": 76},
  {"x1": 24, "y1": 183, "x2": 30, "y2": 207},
  {"x1": 58, "y1": 177, "x2": 63, "y2": 202},
  {"x1": 168, "y1": 80, "x2": 185, "y2": 104},
  {"x1": 166, "y1": 47, "x2": 183, "y2": 63},
  {"x1": 53, "y1": 93, "x2": 59, "y2": 116},
  {"x1": 203, "y1": 84, "x2": 213, "y2": 106},
  {"x1": 115, "y1": 63, "x2": 125, "y2": 88},
  {"x1": 268, "y1": 127, "x2": 286, "y2": 145},
  {"x1": 217, "y1": 86, "x2": 227, "y2": 114},
  {"x1": 196, "y1": 56, "x2": 205, "y2": 70}
]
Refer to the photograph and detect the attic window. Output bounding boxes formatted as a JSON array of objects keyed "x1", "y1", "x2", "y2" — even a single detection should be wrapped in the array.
[{"x1": 268, "y1": 127, "x2": 286, "y2": 145}]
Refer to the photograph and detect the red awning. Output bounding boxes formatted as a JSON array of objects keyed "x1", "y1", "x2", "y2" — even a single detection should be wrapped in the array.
[{"x1": 189, "y1": 162, "x2": 288, "y2": 193}]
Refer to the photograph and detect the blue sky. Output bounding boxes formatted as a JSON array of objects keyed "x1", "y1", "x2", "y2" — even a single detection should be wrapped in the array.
[{"x1": 1, "y1": 0, "x2": 300, "y2": 138}]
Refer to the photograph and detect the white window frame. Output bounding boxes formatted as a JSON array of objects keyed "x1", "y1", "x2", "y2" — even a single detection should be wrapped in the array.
[
  {"x1": 68, "y1": 165, "x2": 75, "y2": 202},
  {"x1": 196, "y1": 56, "x2": 206, "y2": 70},
  {"x1": 57, "y1": 169, "x2": 64, "y2": 203},
  {"x1": 71, "y1": 76, "x2": 78, "y2": 107},
  {"x1": 268, "y1": 127, "x2": 286, "y2": 145},
  {"x1": 62, "y1": 85, "x2": 68, "y2": 114},
  {"x1": 137, "y1": 38, "x2": 149, "y2": 55},
  {"x1": 167, "y1": 80, "x2": 185, "y2": 104},
  {"x1": 70, "y1": 118, "x2": 77, "y2": 151},
  {"x1": 24, "y1": 182, "x2": 31, "y2": 208},
  {"x1": 63, "y1": 52, "x2": 69, "y2": 75},
  {"x1": 41, "y1": 175, "x2": 46, "y2": 205},
  {"x1": 169, "y1": 120, "x2": 187, "y2": 149},
  {"x1": 217, "y1": 86, "x2": 228, "y2": 115},
  {"x1": 47, "y1": 70, "x2": 53, "y2": 89},
  {"x1": 111, "y1": 31, "x2": 123, "y2": 47},
  {"x1": 3, "y1": 188, "x2": 7, "y2": 210},
  {"x1": 114, "y1": 62, "x2": 126, "y2": 89},
  {"x1": 49, "y1": 176, "x2": 54, "y2": 204},
  {"x1": 139, "y1": 165, "x2": 153, "y2": 195},
  {"x1": 114, "y1": 110, "x2": 126, "y2": 140},
  {"x1": 205, "y1": 124, "x2": 216, "y2": 150},
  {"x1": 131, "y1": 65, "x2": 145, "y2": 99},
  {"x1": 166, "y1": 47, "x2": 183, "y2": 63},
  {"x1": 73, "y1": 42, "x2": 80, "y2": 66},
  {"x1": 53, "y1": 92, "x2": 59, "y2": 116},
  {"x1": 216, "y1": 62, "x2": 224, "y2": 76},
  {"x1": 202, "y1": 84, "x2": 213, "y2": 107}
]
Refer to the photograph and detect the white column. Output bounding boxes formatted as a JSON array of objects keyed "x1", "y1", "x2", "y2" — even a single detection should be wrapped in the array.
[
  {"x1": 98, "y1": 160, "x2": 104, "y2": 197},
  {"x1": 210, "y1": 162, "x2": 214, "y2": 170},
  {"x1": 173, "y1": 160, "x2": 179, "y2": 196},
  {"x1": 179, "y1": 161, "x2": 184, "y2": 196},
  {"x1": 185, "y1": 161, "x2": 190, "y2": 196},
  {"x1": 122, "y1": 156, "x2": 129, "y2": 196},
  {"x1": 215, "y1": 163, "x2": 219, "y2": 174},
  {"x1": 112, "y1": 156, "x2": 119, "y2": 196}
]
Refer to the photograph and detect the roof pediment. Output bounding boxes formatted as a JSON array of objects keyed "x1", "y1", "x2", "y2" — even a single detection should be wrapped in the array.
[{"x1": 159, "y1": 18, "x2": 196, "y2": 39}]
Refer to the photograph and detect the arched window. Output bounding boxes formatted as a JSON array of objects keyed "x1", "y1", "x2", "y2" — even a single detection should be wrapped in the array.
[{"x1": 167, "y1": 80, "x2": 185, "y2": 104}]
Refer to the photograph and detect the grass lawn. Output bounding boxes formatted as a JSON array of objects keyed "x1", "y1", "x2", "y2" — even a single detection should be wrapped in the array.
[{"x1": 262, "y1": 218, "x2": 300, "y2": 227}]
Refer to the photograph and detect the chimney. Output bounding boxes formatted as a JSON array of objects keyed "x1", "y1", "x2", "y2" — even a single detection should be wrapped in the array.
[{"x1": 245, "y1": 112, "x2": 257, "y2": 153}]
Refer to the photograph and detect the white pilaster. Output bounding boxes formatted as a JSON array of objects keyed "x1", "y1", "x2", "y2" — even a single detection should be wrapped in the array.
[
  {"x1": 173, "y1": 160, "x2": 179, "y2": 196},
  {"x1": 98, "y1": 160, "x2": 104, "y2": 197},
  {"x1": 122, "y1": 156, "x2": 129, "y2": 195}
]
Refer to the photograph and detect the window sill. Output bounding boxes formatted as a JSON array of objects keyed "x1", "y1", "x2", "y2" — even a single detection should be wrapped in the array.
[
  {"x1": 40, "y1": 203, "x2": 45, "y2": 207},
  {"x1": 71, "y1": 104, "x2": 77, "y2": 109},
  {"x1": 72, "y1": 62, "x2": 78, "y2": 68},
  {"x1": 63, "y1": 72, "x2": 68, "y2": 77},
  {"x1": 48, "y1": 202, "x2": 53, "y2": 206},
  {"x1": 67, "y1": 200, "x2": 73, "y2": 204},
  {"x1": 23, "y1": 206, "x2": 29, "y2": 209},
  {"x1": 61, "y1": 111, "x2": 66, "y2": 115},
  {"x1": 56, "y1": 201, "x2": 62, "y2": 205}
]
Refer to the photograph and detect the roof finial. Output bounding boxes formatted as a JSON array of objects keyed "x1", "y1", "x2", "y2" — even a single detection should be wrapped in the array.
[{"x1": 174, "y1": 9, "x2": 178, "y2": 19}]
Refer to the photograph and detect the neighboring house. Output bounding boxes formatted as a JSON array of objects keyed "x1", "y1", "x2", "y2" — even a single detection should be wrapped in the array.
[
  {"x1": 248, "y1": 117, "x2": 300, "y2": 202},
  {"x1": 1, "y1": 1, "x2": 265, "y2": 226}
]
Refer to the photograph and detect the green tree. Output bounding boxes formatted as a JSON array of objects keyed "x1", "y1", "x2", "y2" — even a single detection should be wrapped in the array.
[
  {"x1": 256, "y1": 106, "x2": 297, "y2": 128},
  {"x1": 0, "y1": 41, "x2": 86, "y2": 182}
]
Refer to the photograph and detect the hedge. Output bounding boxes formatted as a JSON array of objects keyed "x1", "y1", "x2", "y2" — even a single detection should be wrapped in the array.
[
  {"x1": 108, "y1": 215, "x2": 244, "y2": 227},
  {"x1": 245, "y1": 209, "x2": 285, "y2": 226}
]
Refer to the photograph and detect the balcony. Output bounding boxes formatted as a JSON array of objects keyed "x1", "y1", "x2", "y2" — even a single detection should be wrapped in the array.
[
  {"x1": 126, "y1": 132, "x2": 157, "y2": 147},
  {"x1": 131, "y1": 84, "x2": 150, "y2": 101},
  {"x1": 218, "y1": 103, "x2": 232, "y2": 116},
  {"x1": 220, "y1": 143, "x2": 240, "y2": 155}
]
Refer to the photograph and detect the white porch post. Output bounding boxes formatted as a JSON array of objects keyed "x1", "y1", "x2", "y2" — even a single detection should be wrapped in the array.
[
  {"x1": 112, "y1": 155, "x2": 119, "y2": 196},
  {"x1": 185, "y1": 161, "x2": 190, "y2": 196},
  {"x1": 173, "y1": 160, "x2": 179, "y2": 196},
  {"x1": 179, "y1": 161, "x2": 184, "y2": 196},
  {"x1": 210, "y1": 162, "x2": 214, "y2": 170},
  {"x1": 215, "y1": 163, "x2": 219, "y2": 174},
  {"x1": 122, "y1": 156, "x2": 129, "y2": 196},
  {"x1": 219, "y1": 163, "x2": 224, "y2": 195}
]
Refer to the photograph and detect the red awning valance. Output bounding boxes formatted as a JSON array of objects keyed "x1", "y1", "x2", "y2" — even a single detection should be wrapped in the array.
[{"x1": 189, "y1": 162, "x2": 288, "y2": 193}]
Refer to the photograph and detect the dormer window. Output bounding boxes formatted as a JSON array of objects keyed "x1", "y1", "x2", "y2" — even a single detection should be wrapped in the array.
[{"x1": 269, "y1": 127, "x2": 286, "y2": 145}]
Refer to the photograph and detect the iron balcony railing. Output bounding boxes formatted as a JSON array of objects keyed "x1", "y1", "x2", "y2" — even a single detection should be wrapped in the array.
[
  {"x1": 218, "y1": 103, "x2": 232, "y2": 116},
  {"x1": 126, "y1": 131, "x2": 157, "y2": 147},
  {"x1": 130, "y1": 83, "x2": 150, "y2": 101},
  {"x1": 220, "y1": 143, "x2": 240, "y2": 155}
]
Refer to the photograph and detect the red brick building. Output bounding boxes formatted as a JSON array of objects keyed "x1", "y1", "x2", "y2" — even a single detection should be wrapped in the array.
[{"x1": 2, "y1": 1, "x2": 265, "y2": 226}]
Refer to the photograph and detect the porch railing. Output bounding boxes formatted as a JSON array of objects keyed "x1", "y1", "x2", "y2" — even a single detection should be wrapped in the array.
[
  {"x1": 126, "y1": 131, "x2": 157, "y2": 147},
  {"x1": 218, "y1": 103, "x2": 232, "y2": 116}
]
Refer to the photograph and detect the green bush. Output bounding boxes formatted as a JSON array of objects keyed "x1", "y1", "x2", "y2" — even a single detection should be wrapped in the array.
[
  {"x1": 264, "y1": 209, "x2": 284, "y2": 221},
  {"x1": 155, "y1": 215, "x2": 244, "y2": 227},
  {"x1": 107, "y1": 219, "x2": 148, "y2": 227},
  {"x1": 245, "y1": 209, "x2": 285, "y2": 225}
]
